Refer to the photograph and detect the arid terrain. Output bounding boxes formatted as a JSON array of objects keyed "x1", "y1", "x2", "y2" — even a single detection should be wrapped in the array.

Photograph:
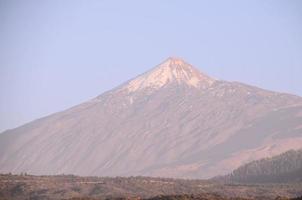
[
  {"x1": 0, "y1": 174, "x2": 301, "y2": 200},
  {"x1": 2, "y1": 1, "x2": 301, "y2": 199},
  {"x1": 2, "y1": 149, "x2": 302, "y2": 200}
]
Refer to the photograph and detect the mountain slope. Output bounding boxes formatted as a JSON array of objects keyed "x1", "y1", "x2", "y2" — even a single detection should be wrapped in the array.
[{"x1": 0, "y1": 57, "x2": 302, "y2": 178}]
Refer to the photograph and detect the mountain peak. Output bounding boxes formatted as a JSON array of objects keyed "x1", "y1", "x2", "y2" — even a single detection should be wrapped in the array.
[
  {"x1": 164, "y1": 56, "x2": 187, "y2": 65},
  {"x1": 124, "y1": 57, "x2": 215, "y2": 92}
]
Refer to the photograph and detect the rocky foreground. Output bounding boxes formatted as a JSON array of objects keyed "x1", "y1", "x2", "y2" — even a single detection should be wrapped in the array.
[{"x1": 0, "y1": 174, "x2": 301, "y2": 200}]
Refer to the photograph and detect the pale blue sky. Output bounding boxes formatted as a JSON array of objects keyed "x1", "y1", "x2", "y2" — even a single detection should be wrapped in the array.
[{"x1": 0, "y1": 0, "x2": 302, "y2": 132}]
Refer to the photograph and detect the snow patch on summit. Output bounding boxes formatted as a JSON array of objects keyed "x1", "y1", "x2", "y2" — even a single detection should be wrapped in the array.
[{"x1": 124, "y1": 57, "x2": 215, "y2": 92}]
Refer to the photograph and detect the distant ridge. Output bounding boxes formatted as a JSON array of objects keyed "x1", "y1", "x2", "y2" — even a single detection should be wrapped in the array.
[{"x1": 219, "y1": 149, "x2": 302, "y2": 183}]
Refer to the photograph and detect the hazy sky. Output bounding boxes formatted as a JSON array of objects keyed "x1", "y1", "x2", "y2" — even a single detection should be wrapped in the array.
[{"x1": 0, "y1": 0, "x2": 302, "y2": 132}]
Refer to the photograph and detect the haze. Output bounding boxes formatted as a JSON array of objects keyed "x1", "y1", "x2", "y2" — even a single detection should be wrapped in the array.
[{"x1": 0, "y1": 0, "x2": 302, "y2": 132}]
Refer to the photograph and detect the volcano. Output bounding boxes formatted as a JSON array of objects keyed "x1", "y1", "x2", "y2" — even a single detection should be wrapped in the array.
[{"x1": 1, "y1": 57, "x2": 302, "y2": 178}]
